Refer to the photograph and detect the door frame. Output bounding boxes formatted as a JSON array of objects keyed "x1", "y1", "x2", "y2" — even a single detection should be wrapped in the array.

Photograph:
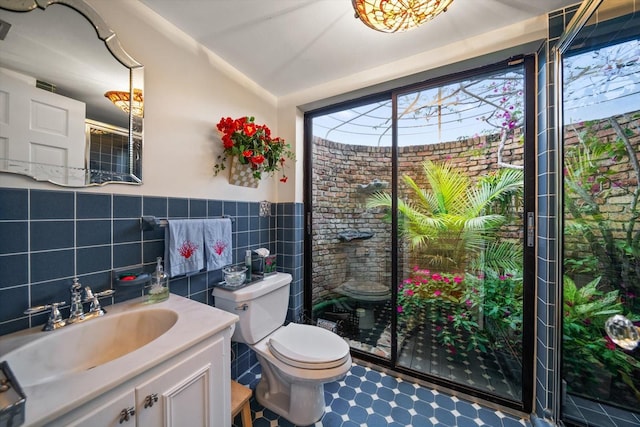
[{"x1": 303, "y1": 55, "x2": 536, "y2": 414}]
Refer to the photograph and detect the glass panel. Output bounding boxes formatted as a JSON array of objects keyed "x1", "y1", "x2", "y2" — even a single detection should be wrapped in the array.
[
  {"x1": 310, "y1": 100, "x2": 393, "y2": 358},
  {"x1": 562, "y1": 26, "x2": 640, "y2": 413},
  {"x1": 393, "y1": 67, "x2": 525, "y2": 400}
]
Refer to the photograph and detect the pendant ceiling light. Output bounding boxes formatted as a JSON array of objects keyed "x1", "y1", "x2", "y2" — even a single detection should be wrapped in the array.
[
  {"x1": 104, "y1": 89, "x2": 144, "y2": 118},
  {"x1": 352, "y1": 0, "x2": 453, "y2": 33}
]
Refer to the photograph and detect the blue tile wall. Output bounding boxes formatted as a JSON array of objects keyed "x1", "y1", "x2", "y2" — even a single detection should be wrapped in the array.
[{"x1": 0, "y1": 187, "x2": 305, "y2": 383}]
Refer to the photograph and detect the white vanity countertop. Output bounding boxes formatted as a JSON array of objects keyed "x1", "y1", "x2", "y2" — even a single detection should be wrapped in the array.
[{"x1": 0, "y1": 294, "x2": 238, "y2": 426}]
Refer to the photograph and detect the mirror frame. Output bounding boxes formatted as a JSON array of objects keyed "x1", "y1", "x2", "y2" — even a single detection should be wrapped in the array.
[{"x1": 0, "y1": 0, "x2": 144, "y2": 186}]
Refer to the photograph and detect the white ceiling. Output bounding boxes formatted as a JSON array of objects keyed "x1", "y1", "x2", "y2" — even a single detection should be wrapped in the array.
[{"x1": 140, "y1": 0, "x2": 579, "y2": 97}]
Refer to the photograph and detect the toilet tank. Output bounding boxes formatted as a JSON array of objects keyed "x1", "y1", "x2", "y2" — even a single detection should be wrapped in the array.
[{"x1": 212, "y1": 272, "x2": 292, "y2": 345}]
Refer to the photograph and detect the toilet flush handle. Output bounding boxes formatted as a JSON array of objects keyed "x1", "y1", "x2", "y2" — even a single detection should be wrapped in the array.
[{"x1": 235, "y1": 303, "x2": 249, "y2": 311}]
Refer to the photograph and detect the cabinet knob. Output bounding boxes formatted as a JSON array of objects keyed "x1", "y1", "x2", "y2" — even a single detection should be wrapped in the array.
[
  {"x1": 118, "y1": 407, "x2": 135, "y2": 423},
  {"x1": 144, "y1": 393, "x2": 159, "y2": 408}
]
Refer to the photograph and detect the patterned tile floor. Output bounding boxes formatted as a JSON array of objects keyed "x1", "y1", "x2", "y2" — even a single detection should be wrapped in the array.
[
  {"x1": 233, "y1": 361, "x2": 531, "y2": 427},
  {"x1": 563, "y1": 393, "x2": 640, "y2": 427},
  {"x1": 329, "y1": 300, "x2": 521, "y2": 400}
]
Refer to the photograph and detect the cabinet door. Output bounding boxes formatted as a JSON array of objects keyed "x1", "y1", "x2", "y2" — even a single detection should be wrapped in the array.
[
  {"x1": 135, "y1": 336, "x2": 228, "y2": 427},
  {"x1": 63, "y1": 389, "x2": 136, "y2": 427}
]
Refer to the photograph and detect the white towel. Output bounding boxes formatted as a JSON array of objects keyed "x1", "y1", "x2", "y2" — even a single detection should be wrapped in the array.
[
  {"x1": 165, "y1": 219, "x2": 205, "y2": 277},
  {"x1": 203, "y1": 218, "x2": 233, "y2": 271}
]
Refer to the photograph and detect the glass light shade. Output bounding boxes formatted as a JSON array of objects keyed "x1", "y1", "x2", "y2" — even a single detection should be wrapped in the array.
[
  {"x1": 352, "y1": 0, "x2": 453, "y2": 33},
  {"x1": 104, "y1": 88, "x2": 144, "y2": 117}
]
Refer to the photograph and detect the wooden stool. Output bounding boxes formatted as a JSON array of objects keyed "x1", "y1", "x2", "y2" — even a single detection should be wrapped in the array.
[{"x1": 231, "y1": 380, "x2": 253, "y2": 427}]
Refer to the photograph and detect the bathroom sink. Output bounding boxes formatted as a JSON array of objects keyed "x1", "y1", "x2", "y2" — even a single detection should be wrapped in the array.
[{"x1": 2, "y1": 308, "x2": 178, "y2": 387}]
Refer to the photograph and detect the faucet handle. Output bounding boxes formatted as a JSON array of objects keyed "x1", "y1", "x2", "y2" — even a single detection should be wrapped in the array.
[
  {"x1": 84, "y1": 286, "x2": 115, "y2": 317},
  {"x1": 24, "y1": 302, "x2": 66, "y2": 331},
  {"x1": 24, "y1": 301, "x2": 66, "y2": 315}
]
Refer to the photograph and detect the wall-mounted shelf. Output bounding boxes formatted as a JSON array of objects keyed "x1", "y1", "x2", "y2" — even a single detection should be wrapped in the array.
[
  {"x1": 337, "y1": 230, "x2": 374, "y2": 242},
  {"x1": 112, "y1": 264, "x2": 150, "y2": 287}
]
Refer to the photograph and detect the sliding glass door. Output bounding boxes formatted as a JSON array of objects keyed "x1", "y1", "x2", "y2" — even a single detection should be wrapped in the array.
[
  {"x1": 392, "y1": 65, "x2": 529, "y2": 402},
  {"x1": 305, "y1": 58, "x2": 535, "y2": 411}
]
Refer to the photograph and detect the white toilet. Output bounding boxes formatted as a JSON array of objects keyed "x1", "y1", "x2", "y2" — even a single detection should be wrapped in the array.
[{"x1": 212, "y1": 272, "x2": 351, "y2": 426}]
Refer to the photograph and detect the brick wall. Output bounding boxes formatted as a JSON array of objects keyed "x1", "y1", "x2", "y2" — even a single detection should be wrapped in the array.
[{"x1": 311, "y1": 131, "x2": 524, "y2": 304}]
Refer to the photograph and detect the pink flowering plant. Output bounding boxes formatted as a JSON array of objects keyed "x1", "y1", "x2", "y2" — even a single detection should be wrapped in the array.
[{"x1": 397, "y1": 267, "x2": 488, "y2": 354}]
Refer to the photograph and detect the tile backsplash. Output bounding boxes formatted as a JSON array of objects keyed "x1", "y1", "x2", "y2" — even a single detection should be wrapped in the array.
[{"x1": 0, "y1": 187, "x2": 304, "y2": 345}]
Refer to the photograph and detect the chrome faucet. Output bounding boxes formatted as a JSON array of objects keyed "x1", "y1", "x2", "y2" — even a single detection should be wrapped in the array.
[
  {"x1": 67, "y1": 278, "x2": 85, "y2": 324},
  {"x1": 25, "y1": 278, "x2": 116, "y2": 331}
]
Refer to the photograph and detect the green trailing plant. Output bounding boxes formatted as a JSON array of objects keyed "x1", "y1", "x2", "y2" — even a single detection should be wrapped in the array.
[{"x1": 367, "y1": 160, "x2": 524, "y2": 273}]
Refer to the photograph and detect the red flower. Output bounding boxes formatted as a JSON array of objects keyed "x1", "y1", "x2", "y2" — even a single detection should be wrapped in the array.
[
  {"x1": 251, "y1": 155, "x2": 265, "y2": 165},
  {"x1": 258, "y1": 125, "x2": 271, "y2": 138},
  {"x1": 280, "y1": 176, "x2": 288, "y2": 183},
  {"x1": 242, "y1": 150, "x2": 253, "y2": 158},
  {"x1": 243, "y1": 122, "x2": 257, "y2": 137},
  {"x1": 222, "y1": 134, "x2": 234, "y2": 149}
]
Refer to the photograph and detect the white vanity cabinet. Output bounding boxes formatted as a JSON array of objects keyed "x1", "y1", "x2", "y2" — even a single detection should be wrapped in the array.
[
  {"x1": 50, "y1": 332, "x2": 230, "y2": 427},
  {"x1": 0, "y1": 295, "x2": 238, "y2": 427},
  {"x1": 135, "y1": 335, "x2": 226, "y2": 426}
]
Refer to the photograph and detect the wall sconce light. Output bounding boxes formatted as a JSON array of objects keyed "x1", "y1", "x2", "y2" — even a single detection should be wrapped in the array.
[
  {"x1": 104, "y1": 88, "x2": 144, "y2": 117},
  {"x1": 352, "y1": 0, "x2": 453, "y2": 33}
]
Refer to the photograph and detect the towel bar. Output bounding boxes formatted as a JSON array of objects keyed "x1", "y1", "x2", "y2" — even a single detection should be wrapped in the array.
[{"x1": 140, "y1": 215, "x2": 234, "y2": 231}]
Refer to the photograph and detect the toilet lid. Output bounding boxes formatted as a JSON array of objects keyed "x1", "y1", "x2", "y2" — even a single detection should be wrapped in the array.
[{"x1": 268, "y1": 323, "x2": 350, "y2": 369}]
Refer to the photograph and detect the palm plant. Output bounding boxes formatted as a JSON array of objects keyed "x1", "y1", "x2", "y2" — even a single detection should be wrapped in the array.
[{"x1": 367, "y1": 160, "x2": 523, "y2": 273}]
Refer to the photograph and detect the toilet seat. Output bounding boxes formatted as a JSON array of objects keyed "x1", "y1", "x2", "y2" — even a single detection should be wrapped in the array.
[{"x1": 267, "y1": 323, "x2": 350, "y2": 370}]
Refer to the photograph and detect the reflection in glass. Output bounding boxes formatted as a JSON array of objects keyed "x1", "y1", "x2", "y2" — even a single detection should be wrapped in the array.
[
  {"x1": 0, "y1": 0, "x2": 143, "y2": 186},
  {"x1": 562, "y1": 26, "x2": 640, "y2": 411}
]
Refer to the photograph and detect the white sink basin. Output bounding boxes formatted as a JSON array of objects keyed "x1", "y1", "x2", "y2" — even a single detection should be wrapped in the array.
[{"x1": 2, "y1": 308, "x2": 178, "y2": 387}]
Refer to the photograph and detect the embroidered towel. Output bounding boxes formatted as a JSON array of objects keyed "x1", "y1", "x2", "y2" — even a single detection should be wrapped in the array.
[
  {"x1": 203, "y1": 218, "x2": 233, "y2": 271},
  {"x1": 165, "y1": 219, "x2": 205, "y2": 277}
]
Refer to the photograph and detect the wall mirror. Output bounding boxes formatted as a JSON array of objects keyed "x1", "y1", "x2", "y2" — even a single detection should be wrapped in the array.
[{"x1": 0, "y1": 0, "x2": 143, "y2": 186}]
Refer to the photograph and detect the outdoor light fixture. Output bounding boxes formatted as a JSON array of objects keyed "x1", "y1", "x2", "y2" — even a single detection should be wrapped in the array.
[
  {"x1": 104, "y1": 88, "x2": 144, "y2": 117},
  {"x1": 352, "y1": 0, "x2": 453, "y2": 33}
]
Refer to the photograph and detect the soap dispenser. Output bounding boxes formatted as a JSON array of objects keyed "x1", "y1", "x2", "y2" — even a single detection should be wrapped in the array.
[{"x1": 147, "y1": 257, "x2": 169, "y2": 303}]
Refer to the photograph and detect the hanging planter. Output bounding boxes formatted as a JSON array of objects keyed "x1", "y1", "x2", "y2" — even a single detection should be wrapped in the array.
[
  {"x1": 214, "y1": 116, "x2": 294, "y2": 185},
  {"x1": 228, "y1": 157, "x2": 260, "y2": 188}
]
